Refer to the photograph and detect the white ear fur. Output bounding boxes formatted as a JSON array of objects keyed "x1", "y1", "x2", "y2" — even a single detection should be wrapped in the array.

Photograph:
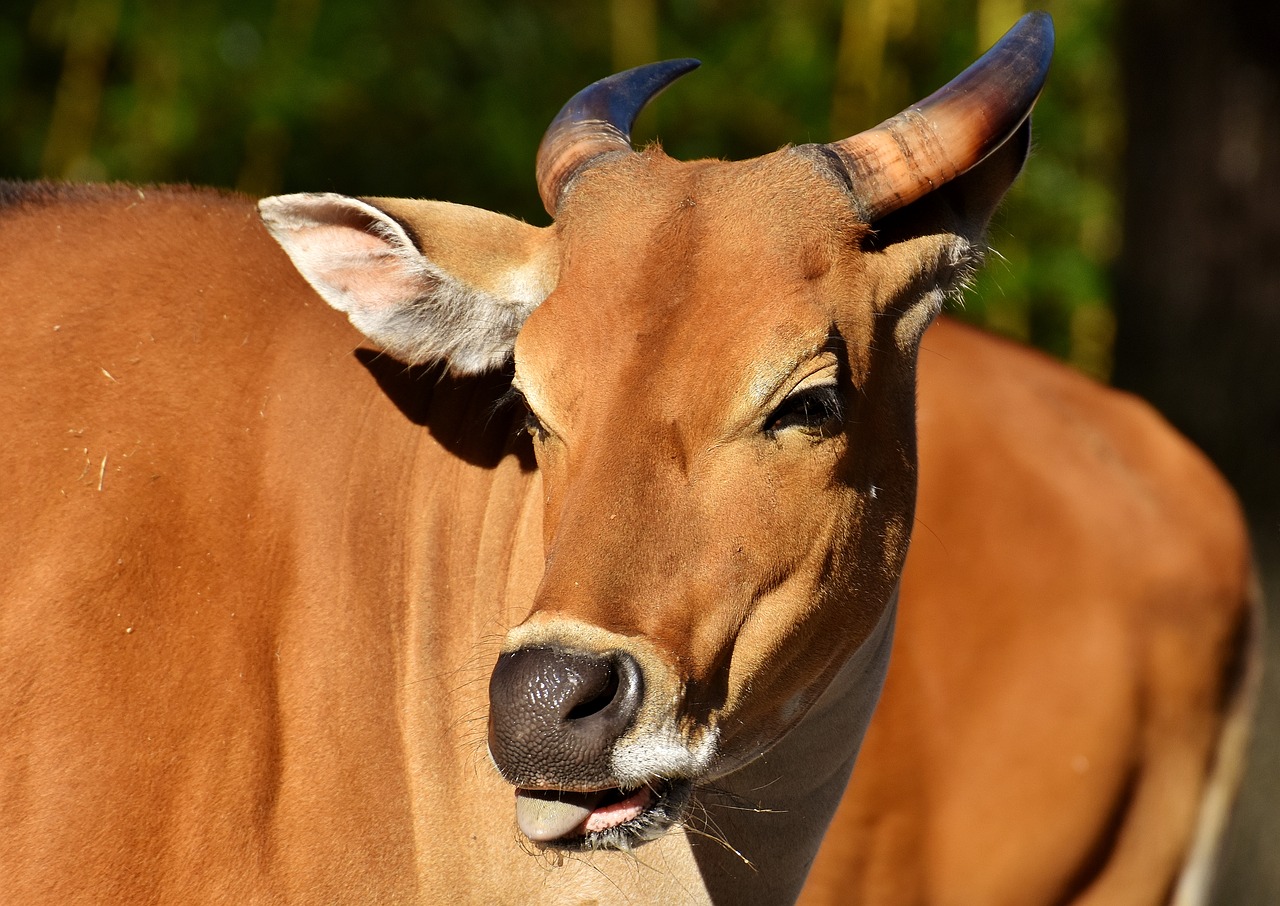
[{"x1": 259, "y1": 192, "x2": 556, "y2": 374}]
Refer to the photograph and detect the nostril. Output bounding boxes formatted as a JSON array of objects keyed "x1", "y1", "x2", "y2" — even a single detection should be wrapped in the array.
[
  {"x1": 561, "y1": 651, "x2": 642, "y2": 724},
  {"x1": 565, "y1": 668, "x2": 619, "y2": 721}
]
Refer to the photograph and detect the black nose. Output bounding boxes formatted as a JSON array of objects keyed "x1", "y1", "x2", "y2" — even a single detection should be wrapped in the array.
[{"x1": 488, "y1": 647, "x2": 643, "y2": 787}]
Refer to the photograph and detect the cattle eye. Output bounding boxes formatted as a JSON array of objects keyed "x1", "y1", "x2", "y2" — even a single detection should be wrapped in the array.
[
  {"x1": 496, "y1": 384, "x2": 549, "y2": 441},
  {"x1": 524, "y1": 406, "x2": 548, "y2": 441},
  {"x1": 765, "y1": 384, "x2": 844, "y2": 437}
]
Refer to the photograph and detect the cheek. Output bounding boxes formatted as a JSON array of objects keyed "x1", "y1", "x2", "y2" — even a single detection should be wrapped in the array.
[
  {"x1": 698, "y1": 444, "x2": 854, "y2": 582},
  {"x1": 530, "y1": 442, "x2": 569, "y2": 542}
]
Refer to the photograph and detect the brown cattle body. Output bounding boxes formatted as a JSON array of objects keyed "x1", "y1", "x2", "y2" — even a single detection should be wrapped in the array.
[{"x1": 0, "y1": 13, "x2": 1258, "y2": 906}]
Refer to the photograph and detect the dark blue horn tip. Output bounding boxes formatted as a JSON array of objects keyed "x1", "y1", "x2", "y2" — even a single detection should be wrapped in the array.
[{"x1": 559, "y1": 58, "x2": 701, "y2": 141}]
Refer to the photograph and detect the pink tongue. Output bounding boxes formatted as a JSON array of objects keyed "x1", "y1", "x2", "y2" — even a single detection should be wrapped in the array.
[
  {"x1": 583, "y1": 786, "x2": 653, "y2": 833},
  {"x1": 514, "y1": 789, "x2": 604, "y2": 842}
]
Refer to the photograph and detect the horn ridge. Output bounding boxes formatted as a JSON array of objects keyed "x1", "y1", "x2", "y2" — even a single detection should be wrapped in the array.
[
  {"x1": 828, "y1": 11, "x2": 1055, "y2": 223},
  {"x1": 536, "y1": 58, "x2": 700, "y2": 217}
]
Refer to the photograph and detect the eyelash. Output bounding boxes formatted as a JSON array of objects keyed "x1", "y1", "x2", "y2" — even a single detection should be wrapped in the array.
[
  {"x1": 764, "y1": 384, "x2": 844, "y2": 437},
  {"x1": 496, "y1": 386, "x2": 548, "y2": 440},
  {"x1": 523, "y1": 407, "x2": 547, "y2": 439}
]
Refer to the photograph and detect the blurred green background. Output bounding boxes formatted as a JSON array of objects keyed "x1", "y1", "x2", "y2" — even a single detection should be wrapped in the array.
[
  {"x1": 0, "y1": 0, "x2": 1120, "y2": 381},
  {"x1": 1, "y1": 0, "x2": 1276, "y2": 902}
]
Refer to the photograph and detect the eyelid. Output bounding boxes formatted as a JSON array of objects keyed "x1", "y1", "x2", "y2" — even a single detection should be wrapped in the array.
[
  {"x1": 779, "y1": 357, "x2": 840, "y2": 403},
  {"x1": 789, "y1": 363, "x2": 838, "y2": 393},
  {"x1": 508, "y1": 374, "x2": 561, "y2": 441},
  {"x1": 509, "y1": 373, "x2": 541, "y2": 415}
]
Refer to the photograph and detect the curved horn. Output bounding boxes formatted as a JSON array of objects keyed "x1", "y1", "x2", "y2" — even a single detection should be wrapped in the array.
[
  {"x1": 827, "y1": 11, "x2": 1054, "y2": 223},
  {"x1": 536, "y1": 58, "x2": 700, "y2": 216}
]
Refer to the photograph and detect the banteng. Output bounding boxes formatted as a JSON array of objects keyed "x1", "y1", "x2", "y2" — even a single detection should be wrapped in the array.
[{"x1": 0, "y1": 13, "x2": 1257, "y2": 905}]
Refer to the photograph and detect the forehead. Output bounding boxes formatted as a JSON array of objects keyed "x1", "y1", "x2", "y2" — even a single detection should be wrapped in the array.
[
  {"x1": 560, "y1": 148, "x2": 861, "y2": 277},
  {"x1": 516, "y1": 149, "x2": 869, "y2": 391}
]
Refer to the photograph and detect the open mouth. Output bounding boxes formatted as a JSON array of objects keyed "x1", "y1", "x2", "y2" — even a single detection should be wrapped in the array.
[{"x1": 514, "y1": 779, "x2": 692, "y2": 850}]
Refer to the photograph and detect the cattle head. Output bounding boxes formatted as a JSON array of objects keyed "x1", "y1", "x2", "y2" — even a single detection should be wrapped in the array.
[{"x1": 261, "y1": 12, "x2": 1052, "y2": 854}]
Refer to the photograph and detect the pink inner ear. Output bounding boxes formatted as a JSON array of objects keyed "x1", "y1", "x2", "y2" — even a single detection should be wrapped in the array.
[
  {"x1": 261, "y1": 192, "x2": 545, "y2": 372},
  {"x1": 282, "y1": 221, "x2": 431, "y2": 315}
]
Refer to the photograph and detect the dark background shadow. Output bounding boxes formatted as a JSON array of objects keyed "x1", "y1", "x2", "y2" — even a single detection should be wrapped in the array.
[
  {"x1": 1112, "y1": 2, "x2": 1280, "y2": 899},
  {"x1": 355, "y1": 347, "x2": 534, "y2": 473}
]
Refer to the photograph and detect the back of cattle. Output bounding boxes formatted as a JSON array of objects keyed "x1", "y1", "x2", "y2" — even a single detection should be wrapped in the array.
[{"x1": 0, "y1": 13, "x2": 1257, "y2": 906}]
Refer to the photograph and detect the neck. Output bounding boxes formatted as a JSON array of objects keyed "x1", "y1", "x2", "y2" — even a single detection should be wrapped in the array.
[{"x1": 684, "y1": 586, "x2": 899, "y2": 904}]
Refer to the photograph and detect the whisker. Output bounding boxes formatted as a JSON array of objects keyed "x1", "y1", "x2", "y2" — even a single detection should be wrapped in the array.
[
  {"x1": 680, "y1": 821, "x2": 756, "y2": 870},
  {"x1": 698, "y1": 784, "x2": 785, "y2": 815}
]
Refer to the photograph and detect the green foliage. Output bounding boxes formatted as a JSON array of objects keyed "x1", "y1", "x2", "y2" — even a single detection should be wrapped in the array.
[
  {"x1": 0, "y1": 0, "x2": 1119, "y2": 376},
  {"x1": 964, "y1": 0, "x2": 1122, "y2": 379}
]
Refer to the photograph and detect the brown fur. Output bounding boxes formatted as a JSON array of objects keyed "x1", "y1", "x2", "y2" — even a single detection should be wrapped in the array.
[
  {"x1": 801, "y1": 326, "x2": 1256, "y2": 906},
  {"x1": 0, "y1": 147, "x2": 1255, "y2": 906}
]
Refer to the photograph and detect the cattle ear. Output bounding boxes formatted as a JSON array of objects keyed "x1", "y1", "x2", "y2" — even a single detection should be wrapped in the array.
[
  {"x1": 259, "y1": 193, "x2": 558, "y2": 374},
  {"x1": 867, "y1": 120, "x2": 1031, "y2": 348},
  {"x1": 932, "y1": 117, "x2": 1031, "y2": 241}
]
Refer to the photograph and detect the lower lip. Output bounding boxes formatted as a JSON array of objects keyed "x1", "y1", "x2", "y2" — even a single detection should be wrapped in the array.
[{"x1": 582, "y1": 784, "x2": 655, "y2": 834}]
